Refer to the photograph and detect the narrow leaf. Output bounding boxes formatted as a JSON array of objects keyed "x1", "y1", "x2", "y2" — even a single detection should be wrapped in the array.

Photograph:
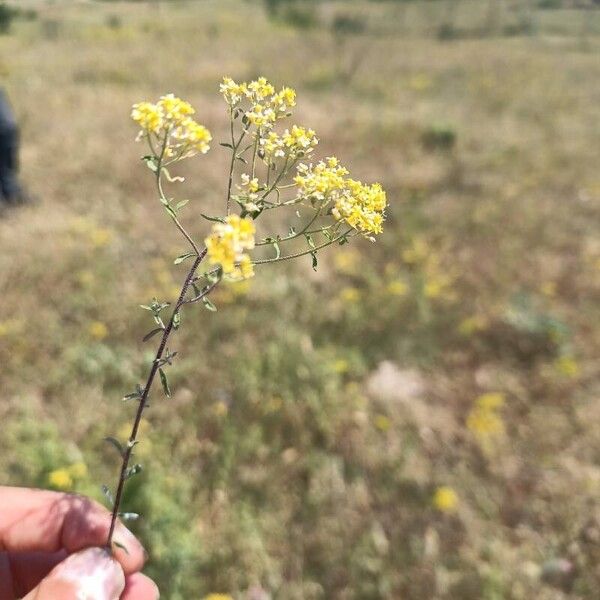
[
  {"x1": 202, "y1": 297, "x2": 217, "y2": 312},
  {"x1": 176, "y1": 199, "x2": 190, "y2": 210},
  {"x1": 200, "y1": 213, "x2": 226, "y2": 224},
  {"x1": 174, "y1": 252, "x2": 195, "y2": 265},
  {"x1": 125, "y1": 463, "x2": 143, "y2": 480},
  {"x1": 311, "y1": 251, "x2": 318, "y2": 271},
  {"x1": 119, "y1": 512, "x2": 140, "y2": 521},
  {"x1": 104, "y1": 437, "x2": 124, "y2": 457},
  {"x1": 112, "y1": 540, "x2": 130, "y2": 555},
  {"x1": 101, "y1": 485, "x2": 114, "y2": 507},
  {"x1": 159, "y1": 368, "x2": 171, "y2": 397},
  {"x1": 143, "y1": 328, "x2": 163, "y2": 343}
]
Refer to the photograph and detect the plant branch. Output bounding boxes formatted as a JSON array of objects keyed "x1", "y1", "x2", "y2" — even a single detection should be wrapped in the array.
[{"x1": 106, "y1": 250, "x2": 207, "y2": 548}]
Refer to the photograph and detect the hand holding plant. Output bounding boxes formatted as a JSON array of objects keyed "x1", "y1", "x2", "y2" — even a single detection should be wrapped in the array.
[{"x1": 104, "y1": 76, "x2": 387, "y2": 552}]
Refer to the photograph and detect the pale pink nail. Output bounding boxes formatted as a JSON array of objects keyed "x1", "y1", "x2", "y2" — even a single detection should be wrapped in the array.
[{"x1": 54, "y1": 547, "x2": 125, "y2": 600}]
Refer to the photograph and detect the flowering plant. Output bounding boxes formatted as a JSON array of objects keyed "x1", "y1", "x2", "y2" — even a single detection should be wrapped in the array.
[{"x1": 103, "y1": 77, "x2": 387, "y2": 549}]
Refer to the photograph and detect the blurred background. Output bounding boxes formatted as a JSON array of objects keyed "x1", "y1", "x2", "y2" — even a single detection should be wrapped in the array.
[{"x1": 0, "y1": 0, "x2": 599, "y2": 598}]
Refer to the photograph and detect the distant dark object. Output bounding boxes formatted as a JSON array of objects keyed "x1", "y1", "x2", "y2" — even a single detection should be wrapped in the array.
[
  {"x1": 331, "y1": 14, "x2": 367, "y2": 36},
  {"x1": 421, "y1": 123, "x2": 457, "y2": 151},
  {"x1": 0, "y1": 2, "x2": 37, "y2": 35},
  {"x1": 263, "y1": 0, "x2": 318, "y2": 29},
  {"x1": 0, "y1": 89, "x2": 29, "y2": 206},
  {"x1": 0, "y1": 3, "x2": 15, "y2": 34}
]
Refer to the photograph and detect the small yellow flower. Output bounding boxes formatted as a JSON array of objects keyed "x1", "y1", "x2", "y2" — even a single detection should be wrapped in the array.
[
  {"x1": 458, "y1": 315, "x2": 487, "y2": 336},
  {"x1": 89, "y1": 321, "x2": 109, "y2": 341},
  {"x1": 476, "y1": 392, "x2": 505, "y2": 411},
  {"x1": 339, "y1": 287, "x2": 360, "y2": 303},
  {"x1": 540, "y1": 281, "x2": 557, "y2": 297},
  {"x1": 212, "y1": 401, "x2": 229, "y2": 417},
  {"x1": 48, "y1": 469, "x2": 73, "y2": 491},
  {"x1": 332, "y1": 359, "x2": 349, "y2": 374},
  {"x1": 387, "y1": 279, "x2": 408, "y2": 296},
  {"x1": 90, "y1": 228, "x2": 112, "y2": 248},
  {"x1": 374, "y1": 414, "x2": 392, "y2": 432},
  {"x1": 68, "y1": 462, "x2": 88, "y2": 480},
  {"x1": 433, "y1": 486, "x2": 458, "y2": 513},
  {"x1": 204, "y1": 595, "x2": 233, "y2": 600},
  {"x1": 554, "y1": 356, "x2": 580, "y2": 379},
  {"x1": 333, "y1": 250, "x2": 359, "y2": 274}
]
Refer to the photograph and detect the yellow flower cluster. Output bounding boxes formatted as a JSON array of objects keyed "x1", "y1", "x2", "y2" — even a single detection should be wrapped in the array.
[
  {"x1": 260, "y1": 126, "x2": 318, "y2": 161},
  {"x1": 131, "y1": 94, "x2": 212, "y2": 157},
  {"x1": 205, "y1": 215, "x2": 256, "y2": 280},
  {"x1": 295, "y1": 157, "x2": 387, "y2": 236},
  {"x1": 466, "y1": 392, "x2": 505, "y2": 444},
  {"x1": 333, "y1": 179, "x2": 387, "y2": 236},
  {"x1": 294, "y1": 157, "x2": 349, "y2": 200},
  {"x1": 433, "y1": 486, "x2": 459, "y2": 514},
  {"x1": 219, "y1": 76, "x2": 296, "y2": 128}
]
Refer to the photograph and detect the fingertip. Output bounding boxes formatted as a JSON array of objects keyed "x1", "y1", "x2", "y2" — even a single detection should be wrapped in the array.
[{"x1": 122, "y1": 573, "x2": 160, "y2": 600}]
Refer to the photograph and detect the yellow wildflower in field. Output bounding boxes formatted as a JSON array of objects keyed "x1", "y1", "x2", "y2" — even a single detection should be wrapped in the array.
[
  {"x1": 89, "y1": 321, "x2": 109, "y2": 340},
  {"x1": 205, "y1": 215, "x2": 256, "y2": 280},
  {"x1": 68, "y1": 462, "x2": 88, "y2": 479},
  {"x1": 458, "y1": 315, "x2": 488, "y2": 336},
  {"x1": 339, "y1": 287, "x2": 360, "y2": 303},
  {"x1": 203, "y1": 595, "x2": 233, "y2": 600},
  {"x1": 554, "y1": 355, "x2": 580, "y2": 379},
  {"x1": 374, "y1": 414, "x2": 392, "y2": 432},
  {"x1": 433, "y1": 486, "x2": 458, "y2": 513},
  {"x1": 467, "y1": 392, "x2": 505, "y2": 446},
  {"x1": 476, "y1": 392, "x2": 505, "y2": 411},
  {"x1": 90, "y1": 227, "x2": 112, "y2": 248},
  {"x1": 48, "y1": 468, "x2": 73, "y2": 490},
  {"x1": 387, "y1": 279, "x2": 408, "y2": 296}
]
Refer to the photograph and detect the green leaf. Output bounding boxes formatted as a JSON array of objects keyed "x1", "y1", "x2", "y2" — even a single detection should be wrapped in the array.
[
  {"x1": 200, "y1": 213, "x2": 226, "y2": 224},
  {"x1": 219, "y1": 142, "x2": 233, "y2": 149},
  {"x1": 119, "y1": 512, "x2": 140, "y2": 521},
  {"x1": 159, "y1": 368, "x2": 171, "y2": 397},
  {"x1": 143, "y1": 327, "x2": 163, "y2": 343},
  {"x1": 142, "y1": 155, "x2": 158, "y2": 172},
  {"x1": 104, "y1": 436, "x2": 125, "y2": 457},
  {"x1": 305, "y1": 234, "x2": 315, "y2": 249},
  {"x1": 176, "y1": 199, "x2": 190, "y2": 210},
  {"x1": 164, "y1": 204, "x2": 177, "y2": 219},
  {"x1": 101, "y1": 485, "x2": 114, "y2": 507},
  {"x1": 311, "y1": 251, "x2": 318, "y2": 271},
  {"x1": 273, "y1": 240, "x2": 281, "y2": 259},
  {"x1": 125, "y1": 464, "x2": 143, "y2": 480},
  {"x1": 202, "y1": 297, "x2": 217, "y2": 312},
  {"x1": 112, "y1": 540, "x2": 130, "y2": 555},
  {"x1": 173, "y1": 311, "x2": 181, "y2": 330},
  {"x1": 174, "y1": 252, "x2": 195, "y2": 265}
]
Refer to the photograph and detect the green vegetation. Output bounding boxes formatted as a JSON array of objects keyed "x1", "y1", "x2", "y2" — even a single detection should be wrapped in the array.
[{"x1": 0, "y1": 1, "x2": 599, "y2": 598}]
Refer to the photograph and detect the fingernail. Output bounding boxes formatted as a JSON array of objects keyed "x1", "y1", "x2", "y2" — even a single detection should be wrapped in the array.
[{"x1": 56, "y1": 547, "x2": 125, "y2": 600}]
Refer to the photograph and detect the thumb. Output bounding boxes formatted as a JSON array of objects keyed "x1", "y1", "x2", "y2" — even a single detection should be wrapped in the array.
[{"x1": 22, "y1": 547, "x2": 125, "y2": 600}]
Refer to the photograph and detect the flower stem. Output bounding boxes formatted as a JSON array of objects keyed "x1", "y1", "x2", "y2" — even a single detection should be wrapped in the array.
[{"x1": 106, "y1": 250, "x2": 207, "y2": 548}]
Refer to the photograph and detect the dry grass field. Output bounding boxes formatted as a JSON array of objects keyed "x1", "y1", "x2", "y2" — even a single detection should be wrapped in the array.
[{"x1": 0, "y1": 0, "x2": 599, "y2": 598}]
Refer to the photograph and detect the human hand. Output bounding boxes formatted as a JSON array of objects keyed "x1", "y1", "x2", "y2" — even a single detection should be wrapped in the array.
[{"x1": 0, "y1": 486, "x2": 159, "y2": 599}]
